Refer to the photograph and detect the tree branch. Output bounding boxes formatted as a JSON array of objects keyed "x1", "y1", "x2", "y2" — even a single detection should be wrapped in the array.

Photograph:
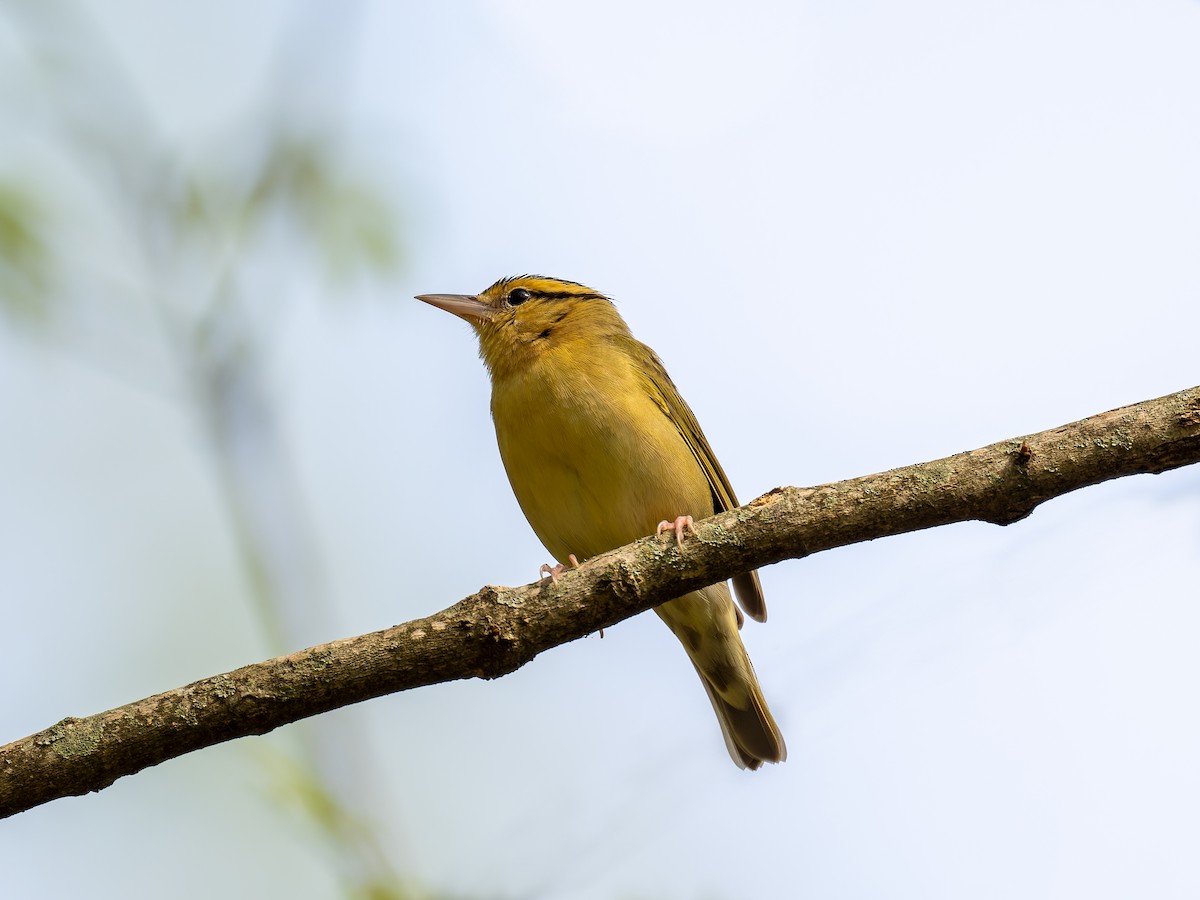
[{"x1": 4, "y1": 385, "x2": 1199, "y2": 818}]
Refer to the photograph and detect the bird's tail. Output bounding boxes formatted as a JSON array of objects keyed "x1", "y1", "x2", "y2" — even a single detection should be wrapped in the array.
[{"x1": 655, "y1": 584, "x2": 787, "y2": 770}]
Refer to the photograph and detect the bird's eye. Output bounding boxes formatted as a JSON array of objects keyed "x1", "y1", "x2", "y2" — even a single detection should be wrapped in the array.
[{"x1": 508, "y1": 288, "x2": 532, "y2": 306}]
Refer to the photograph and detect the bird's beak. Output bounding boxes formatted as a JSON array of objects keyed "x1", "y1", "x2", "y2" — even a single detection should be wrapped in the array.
[{"x1": 415, "y1": 293, "x2": 497, "y2": 322}]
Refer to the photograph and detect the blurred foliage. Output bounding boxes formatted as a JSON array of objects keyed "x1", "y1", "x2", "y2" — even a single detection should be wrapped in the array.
[
  {"x1": 263, "y1": 747, "x2": 435, "y2": 900},
  {"x1": 175, "y1": 130, "x2": 404, "y2": 293},
  {"x1": 0, "y1": 2, "x2": 442, "y2": 899},
  {"x1": 0, "y1": 2, "x2": 402, "y2": 339},
  {"x1": 240, "y1": 133, "x2": 401, "y2": 282},
  {"x1": 0, "y1": 179, "x2": 51, "y2": 324}
]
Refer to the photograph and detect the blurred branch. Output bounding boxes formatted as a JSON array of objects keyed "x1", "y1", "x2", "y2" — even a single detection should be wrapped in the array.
[{"x1": 4, "y1": 384, "x2": 1200, "y2": 819}]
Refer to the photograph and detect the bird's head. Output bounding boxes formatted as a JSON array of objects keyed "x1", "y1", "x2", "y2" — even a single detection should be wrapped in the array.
[{"x1": 417, "y1": 275, "x2": 624, "y2": 379}]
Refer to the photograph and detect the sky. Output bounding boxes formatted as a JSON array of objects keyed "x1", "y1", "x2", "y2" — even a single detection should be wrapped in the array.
[{"x1": 2, "y1": 1, "x2": 1200, "y2": 898}]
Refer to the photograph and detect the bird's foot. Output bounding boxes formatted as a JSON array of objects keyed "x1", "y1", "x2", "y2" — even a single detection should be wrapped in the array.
[
  {"x1": 539, "y1": 553, "x2": 580, "y2": 584},
  {"x1": 656, "y1": 515, "x2": 695, "y2": 549}
]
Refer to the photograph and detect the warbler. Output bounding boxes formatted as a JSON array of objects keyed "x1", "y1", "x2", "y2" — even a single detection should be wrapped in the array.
[{"x1": 417, "y1": 275, "x2": 785, "y2": 769}]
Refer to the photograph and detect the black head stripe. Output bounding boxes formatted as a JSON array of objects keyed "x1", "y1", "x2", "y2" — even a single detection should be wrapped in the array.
[{"x1": 525, "y1": 291, "x2": 605, "y2": 302}]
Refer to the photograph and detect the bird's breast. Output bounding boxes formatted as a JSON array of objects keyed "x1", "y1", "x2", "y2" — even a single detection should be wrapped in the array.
[{"x1": 490, "y1": 347, "x2": 712, "y2": 563}]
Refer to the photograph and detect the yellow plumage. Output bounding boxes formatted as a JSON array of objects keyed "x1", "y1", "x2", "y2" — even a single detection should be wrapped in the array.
[{"x1": 418, "y1": 275, "x2": 785, "y2": 769}]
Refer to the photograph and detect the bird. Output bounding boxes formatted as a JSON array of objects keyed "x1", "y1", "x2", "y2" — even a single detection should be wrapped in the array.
[{"x1": 417, "y1": 275, "x2": 785, "y2": 769}]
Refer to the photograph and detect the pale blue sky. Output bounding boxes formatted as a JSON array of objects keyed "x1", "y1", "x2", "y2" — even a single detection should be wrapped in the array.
[{"x1": 2, "y1": 2, "x2": 1199, "y2": 898}]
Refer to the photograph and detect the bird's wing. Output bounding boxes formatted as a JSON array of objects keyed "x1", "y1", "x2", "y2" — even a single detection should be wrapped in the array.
[{"x1": 628, "y1": 337, "x2": 768, "y2": 623}]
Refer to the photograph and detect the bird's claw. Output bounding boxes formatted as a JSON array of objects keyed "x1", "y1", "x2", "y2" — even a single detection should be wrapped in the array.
[
  {"x1": 539, "y1": 553, "x2": 580, "y2": 584},
  {"x1": 656, "y1": 515, "x2": 695, "y2": 549}
]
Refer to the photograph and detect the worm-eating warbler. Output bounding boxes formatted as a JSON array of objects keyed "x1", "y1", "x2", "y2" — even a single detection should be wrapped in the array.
[{"x1": 417, "y1": 275, "x2": 785, "y2": 769}]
